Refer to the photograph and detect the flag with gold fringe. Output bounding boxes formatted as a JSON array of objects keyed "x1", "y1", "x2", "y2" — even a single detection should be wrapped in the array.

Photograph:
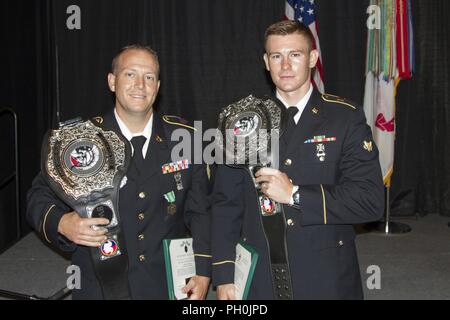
[{"x1": 363, "y1": 0, "x2": 415, "y2": 186}]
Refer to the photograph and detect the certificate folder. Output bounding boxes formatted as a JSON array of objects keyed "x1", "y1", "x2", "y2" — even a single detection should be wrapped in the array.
[
  {"x1": 163, "y1": 238, "x2": 196, "y2": 300},
  {"x1": 234, "y1": 241, "x2": 258, "y2": 300}
]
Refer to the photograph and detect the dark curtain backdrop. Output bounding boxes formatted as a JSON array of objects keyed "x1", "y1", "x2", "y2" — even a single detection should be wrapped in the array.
[
  {"x1": 0, "y1": 1, "x2": 55, "y2": 251},
  {"x1": 391, "y1": 0, "x2": 450, "y2": 217},
  {"x1": 1, "y1": 0, "x2": 449, "y2": 250},
  {"x1": 51, "y1": 0, "x2": 285, "y2": 129}
]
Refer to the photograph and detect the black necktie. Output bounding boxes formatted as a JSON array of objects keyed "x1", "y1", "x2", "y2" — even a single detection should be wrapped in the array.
[
  {"x1": 282, "y1": 106, "x2": 299, "y2": 143},
  {"x1": 130, "y1": 136, "x2": 147, "y2": 170}
]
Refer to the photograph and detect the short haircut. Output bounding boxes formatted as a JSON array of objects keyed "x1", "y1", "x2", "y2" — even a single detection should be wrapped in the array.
[
  {"x1": 264, "y1": 20, "x2": 315, "y2": 52},
  {"x1": 111, "y1": 44, "x2": 160, "y2": 76}
]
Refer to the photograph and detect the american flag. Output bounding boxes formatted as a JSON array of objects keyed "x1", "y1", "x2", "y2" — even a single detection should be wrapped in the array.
[{"x1": 285, "y1": 0, "x2": 325, "y2": 93}]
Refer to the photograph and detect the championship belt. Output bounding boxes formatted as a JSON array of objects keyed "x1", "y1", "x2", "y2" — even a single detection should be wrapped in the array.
[
  {"x1": 42, "y1": 118, "x2": 131, "y2": 299},
  {"x1": 217, "y1": 95, "x2": 293, "y2": 300}
]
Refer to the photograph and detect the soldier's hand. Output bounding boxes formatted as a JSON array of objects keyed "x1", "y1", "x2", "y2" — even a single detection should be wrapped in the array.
[
  {"x1": 255, "y1": 168, "x2": 294, "y2": 204},
  {"x1": 216, "y1": 283, "x2": 236, "y2": 300},
  {"x1": 57, "y1": 211, "x2": 109, "y2": 247},
  {"x1": 182, "y1": 275, "x2": 210, "y2": 300}
]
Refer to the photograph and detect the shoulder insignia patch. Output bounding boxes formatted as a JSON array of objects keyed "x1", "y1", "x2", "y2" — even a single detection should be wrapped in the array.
[
  {"x1": 93, "y1": 116, "x2": 104, "y2": 124},
  {"x1": 321, "y1": 94, "x2": 356, "y2": 110},
  {"x1": 162, "y1": 115, "x2": 196, "y2": 131}
]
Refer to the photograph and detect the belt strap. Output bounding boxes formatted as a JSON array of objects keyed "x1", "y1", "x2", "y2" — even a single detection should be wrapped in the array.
[
  {"x1": 247, "y1": 167, "x2": 293, "y2": 300},
  {"x1": 261, "y1": 214, "x2": 293, "y2": 300},
  {"x1": 91, "y1": 228, "x2": 131, "y2": 300}
]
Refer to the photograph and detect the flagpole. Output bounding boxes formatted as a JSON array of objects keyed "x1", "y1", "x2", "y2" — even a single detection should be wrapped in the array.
[
  {"x1": 385, "y1": 185, "x2": 391, "y2": 233},
  {"x1": 366, "y1": 186, "x2": 412, "y2": 234}
]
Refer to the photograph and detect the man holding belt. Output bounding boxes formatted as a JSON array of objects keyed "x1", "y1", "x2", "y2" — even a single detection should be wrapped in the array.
[
  {"x1": 27, "y1": 45, "x2": 211, "y2": 299},
  {"x1": 212, "y1": 20, "x2": 384, "y2": 300}
]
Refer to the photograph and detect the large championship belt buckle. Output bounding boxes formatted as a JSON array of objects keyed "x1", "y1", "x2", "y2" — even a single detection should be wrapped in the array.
[
  {"x1": 42, "y1": 117, "x2": 131, "y2": 299},
  {"x1": 217, "y1": 95, "x2": 286, "y2": 216},
  {"x1": 217, "y1": 95, "x2": 294, "y2": 300}
]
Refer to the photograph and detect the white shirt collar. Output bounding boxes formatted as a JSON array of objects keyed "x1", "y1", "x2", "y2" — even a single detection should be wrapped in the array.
[
  {"x1": 276, "y1": 84, "x2": 313, "y2": 124},
  {"x1": 114, "y1": 109, "x2": 153, "y2": 159}
]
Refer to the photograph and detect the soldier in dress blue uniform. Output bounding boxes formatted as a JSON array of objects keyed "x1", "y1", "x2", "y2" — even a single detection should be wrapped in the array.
[
  {"x1": 212, "y1": 21, "x2": 385, "y2": 299},
  {"x1": 26, "y1": 45, "x2": 211, "y2": 299}
]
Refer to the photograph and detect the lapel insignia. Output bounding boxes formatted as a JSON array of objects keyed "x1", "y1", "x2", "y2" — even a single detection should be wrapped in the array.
[
  {"x1": 363, "y1": 140, "x2": 373, "y2": 152},
  {"x1": 93, "y1": 116, "x2": 103, "y2": 124},
  {"x1": 312, "y1": 107, "x2": 319, "y2": 114},
  {"x1": 156, "y1": 135, "x2": 163, "y2": 143}
]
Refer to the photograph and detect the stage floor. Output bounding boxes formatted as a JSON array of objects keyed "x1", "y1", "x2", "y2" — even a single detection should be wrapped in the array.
[
  {"x1": 1, "y1": 214, "x2": 449, "y2": 300},
  {"x1": 0, "y1": 232, "x2": 71, "y2": 300}
]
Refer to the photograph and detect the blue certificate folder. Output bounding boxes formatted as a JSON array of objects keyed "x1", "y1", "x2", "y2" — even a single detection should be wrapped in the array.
[
  {"x1": 235, "y1": 241, "x2": 258, "y2": 300},
  {"x1": 163, "y1": 238, "x2": 195, "y2": 300}
]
